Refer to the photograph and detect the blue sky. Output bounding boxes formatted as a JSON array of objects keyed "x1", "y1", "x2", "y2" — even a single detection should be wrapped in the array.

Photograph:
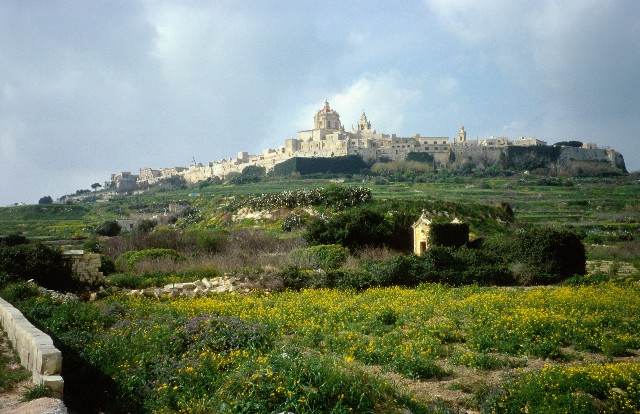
[{"x1": 1, "y1": 0, "x2": 639, "y2": 205}]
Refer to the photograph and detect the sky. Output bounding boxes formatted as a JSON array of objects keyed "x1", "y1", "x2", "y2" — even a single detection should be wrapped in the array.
[{"x1": 1, "y1": 0, "x2": 639, "y2": 205}]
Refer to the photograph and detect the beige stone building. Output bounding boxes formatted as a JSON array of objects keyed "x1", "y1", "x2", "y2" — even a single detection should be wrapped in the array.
[
  {"x1": 412, "y1": 213, "x2": 432, "y2": 256},
  {"x1": 117, "y1": 100, "x2": 623, "y2": 189}
]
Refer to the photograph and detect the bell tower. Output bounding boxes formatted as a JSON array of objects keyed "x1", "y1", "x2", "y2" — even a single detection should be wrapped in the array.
[
  {"x1": 456, "y1": 124, "x2": 467, "y2": 145},
  {"x1": 355, "y1": 111, "x2": 374, "y2": 134}
]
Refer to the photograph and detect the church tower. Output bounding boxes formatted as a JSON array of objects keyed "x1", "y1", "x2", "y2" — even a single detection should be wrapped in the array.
[
  {"x1": 354, "y1": 111, "x2": 375, "y2": 134},
  {"x1": 456, "y1": 124, "x2": 467, "y2": 145},
  {"x1": 314, "y1": 101, "x2": 342, "y2": 130}
]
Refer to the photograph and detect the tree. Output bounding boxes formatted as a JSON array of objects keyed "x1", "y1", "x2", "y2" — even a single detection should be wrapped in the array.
[
  {"x1": 133, "y1": 219, "x2": 157, "y2": 235},
  {"x1": 91, "y1": 182, "x2": 102, "y2": 191},
  {"x1": 507, "y1": 227, "x2": 586, "y2": 284},
  {"x1": 95, "y1": 220, "x2": 121, "y2": 237},
  {"x1": 38, "y1": 196, "x2": 53, "y2": 205}
]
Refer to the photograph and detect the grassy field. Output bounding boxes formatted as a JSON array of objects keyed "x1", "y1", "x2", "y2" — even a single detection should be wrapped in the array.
[
  {"x1": 1, "y1": 174, "x2": 640, "y2": 412},
  {"x1": 9, "y1": 280, "x2": 640, "y2": 413},
  {"x1": 2, "y1": 175, "x2": 639, "y2": 239}
]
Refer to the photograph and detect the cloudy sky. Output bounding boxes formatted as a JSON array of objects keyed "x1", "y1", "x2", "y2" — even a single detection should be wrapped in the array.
[{"x1": 1, "y1": 0, "x2": 639, "y2": 205}]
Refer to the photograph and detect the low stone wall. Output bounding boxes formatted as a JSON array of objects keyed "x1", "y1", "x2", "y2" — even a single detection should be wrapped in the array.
[{"x1": 0, "y1": 297, "x2": 64, "y2": 398}]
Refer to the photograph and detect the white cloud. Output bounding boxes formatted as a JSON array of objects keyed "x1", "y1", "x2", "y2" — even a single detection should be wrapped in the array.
[{"x1": 330, "y1": 72, "x2": 423, "y2": 134}]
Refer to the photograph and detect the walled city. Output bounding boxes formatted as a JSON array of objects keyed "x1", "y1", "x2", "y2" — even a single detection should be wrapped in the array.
[{"x1": 109, "y1": 101, "x2": 626, "y2": 192}]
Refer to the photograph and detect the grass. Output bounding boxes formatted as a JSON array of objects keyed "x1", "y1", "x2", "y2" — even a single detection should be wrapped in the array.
[
  {"x1": 1, "y1": 176, "x2": 638, "y2": 248},
  {"x1": 0, "y1": 330, "x2": 30, "y2": 393},
  {"x1": 9, "y1": 280, "x2": 640, "y2": 413},
  {"x1": 1, "y1": 174, "x2": 639, "y2": 412},
  {"x1": 20, "y1": 383, "x2": 52, "y2": 401}
]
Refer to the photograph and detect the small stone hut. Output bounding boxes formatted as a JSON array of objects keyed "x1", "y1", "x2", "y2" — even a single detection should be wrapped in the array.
[{"x1": 412, "y1": 213, "x2": 469, "y2": 256}]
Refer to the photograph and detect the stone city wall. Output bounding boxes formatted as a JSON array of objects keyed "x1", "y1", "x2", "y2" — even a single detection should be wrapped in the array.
[{"x1": 0, "y1": 297, "x2": 64, "y2": 398}]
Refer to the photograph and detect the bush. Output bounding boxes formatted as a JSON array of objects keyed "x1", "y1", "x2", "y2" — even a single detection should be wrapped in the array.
[
  {"x1": 0, "y1": 234, "x2": 29, "y2": 247},
  {"x1": 278, "y1": 267, "x2": 327, "y2": 290},
  {"x1": 99, "y1": 255, "x2": 117, "y2": 275},
  {"x1": 0, "y1": 243, "x2": 77, "y2": 292},
  {"x1": 82, "y1": 236, "x2": 103, "y2": 253},
  {"x1": 361, "y1": 247, "x2": 514, "y2": 288},
  {"x1": 95, "y1": 220, "x2": 121, "y2": 237},
  {"x1": 304, "y1": 208, "x2": 392, "y2": 251},
  {"x1": 242, "y1": 186, "x2": 372, "y2": 211},
  {"x1": 508, "y1": 227, "x2": 586, "y2": 284},
  {"x1": 430, "y1": 222, "x2": 470, "y2": 248},
  {"x1": 1, "y1": 281, "x2": 39, "y2": 302},
  {"x1": 287, "y1": 244, "x2": 349, "y2": 271},
  {"x1": 115, "y1": 248, "x2": 184, "y2": 272},
  {"x1": 133, "y1": 219, "x2": 157, "y2": 235}
]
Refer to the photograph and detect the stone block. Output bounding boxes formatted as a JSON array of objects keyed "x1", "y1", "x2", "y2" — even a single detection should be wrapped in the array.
[
  {"x1": 33, "y1": 372, "x2": 65, "y2": 399},
  {"x1": 36, "y1": 347, "x2": 62, "y2": 375}
]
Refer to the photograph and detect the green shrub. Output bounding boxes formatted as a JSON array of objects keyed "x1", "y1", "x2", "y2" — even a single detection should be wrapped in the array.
[
  {"x1": 107, "y1": 272, "x2": 148, "y2": 289},
  {"x1": 508, "y1": 228, "x2": 586, "y2": 284},
  {"x1": 193, "y1": 230, "x2": 220, "y2": 253},
  {"x1": 99, "y1": 255, "x2": 117, "y2": 275},
  {"x1": 430, "y1": 222, "x2": 470, "y2": 248},
  {"x1": 328, "y1": 268, "x2": 376, "y2": 290},
  {"x1": 281, "y1": 213, "x2": 303, "y2": 232},
  {"x1": 95, "y1": 220, "x2": 121, "y2": 237},
  {"x1": 1, "y1": 281, "x2": 39, "y2": 302},
  {"x1": 361, "y1": 254, "x2": 423, "y2": 287},
  {"x1": 288, "y1": 244, "x2": 349, "y2": 270},
  {"x1": 360, "y1": 248, "x2": 514, "y2": 288},
  {"x1": 392, "y1": 355, "x2": 450, "y2": 380},
  {"x1": 0, "y1": 233, "x2": 29, "y2": 247},
  {"x1": 483, "y1": 363, "x2": 640, "y2": 414},
  {"x1": 0, "y1": 243, "x2": 77, "y2": 292},
  {"x1": 304, "y1": 208, "x2": 392, "y2": 251},
  {"x1": 115, "y1": 248, "x2": 184, "y2": 272},
  {"x1": 82, "y1": 236, "x2": 103, "y2": 253},
  {"x1": 279, "y1": 266, "x2": 328, "y2": 290},
  {"x1": 133, "y1": 219, "x2": 157, "y2": 235}
]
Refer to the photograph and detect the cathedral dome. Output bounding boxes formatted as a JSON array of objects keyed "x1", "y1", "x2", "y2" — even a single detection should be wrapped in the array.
[{"x1": 314, "y1": 101, "x2": 342, "y2": 130}]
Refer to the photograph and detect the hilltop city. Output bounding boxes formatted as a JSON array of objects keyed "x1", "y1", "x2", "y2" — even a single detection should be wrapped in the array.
[{"x1": 108, "y1": 101, "x2": 626, "y2": 193}]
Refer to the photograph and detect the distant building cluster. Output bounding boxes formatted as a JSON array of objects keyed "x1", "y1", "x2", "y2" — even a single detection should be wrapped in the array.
[{"x1": 108, "y1": 101, "x2": 618, "y2": 192}]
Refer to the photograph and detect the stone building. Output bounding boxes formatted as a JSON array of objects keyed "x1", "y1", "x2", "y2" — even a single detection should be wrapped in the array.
[
  {"x1": 110, "y1": 172, "x2": 138, "y2": 192},
  {"x1": 412, "y1": 213, "x2": 432, "y2": 256},
  {"x1": 412, "y1": 215, "x2": 468, "y2": 256},
  {"x1": 115, "y1": 100, "x2": 626, "y2": 189}
]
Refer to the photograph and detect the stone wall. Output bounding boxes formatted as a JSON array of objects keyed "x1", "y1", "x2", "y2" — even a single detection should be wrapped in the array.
[
  {"x1": 0, "y1": 297, "x2": 64, "y2": 398},
  {"x1": 63, "y1": 251, "x2": 107, "y2": 286}
]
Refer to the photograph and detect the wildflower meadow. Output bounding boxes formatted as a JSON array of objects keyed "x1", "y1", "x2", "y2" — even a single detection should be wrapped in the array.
[{"x1": 13, "y1": 280, "x2": 640, "y2": 413}]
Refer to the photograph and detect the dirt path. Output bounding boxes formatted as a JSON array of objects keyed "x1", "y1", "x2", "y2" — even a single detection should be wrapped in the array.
[{"x1": 0, "y1": 329, "x2": 66, "y2": 414}]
